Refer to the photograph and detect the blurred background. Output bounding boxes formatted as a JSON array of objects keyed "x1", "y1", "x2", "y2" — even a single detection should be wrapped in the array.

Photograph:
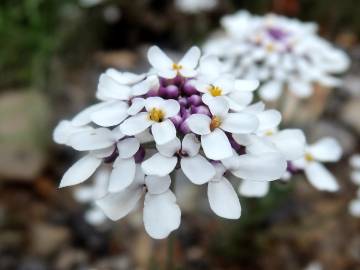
[{"x1": 1, "y1": 0, "x2": 360, "y2": 269}]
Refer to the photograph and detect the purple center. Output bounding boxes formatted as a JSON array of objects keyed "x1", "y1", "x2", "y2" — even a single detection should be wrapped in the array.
[{"x1": 267, "y1": 27, "x2": 289, "y2": 41}]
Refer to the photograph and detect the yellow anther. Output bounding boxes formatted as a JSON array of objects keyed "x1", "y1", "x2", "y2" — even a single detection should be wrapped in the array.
[
  {"x1": 172, "y1": 63, "x2": 183, "y2": 71},
  {"x1": 209, "y1": 85, "x2": 222, "y2": 97},
  {"x1": 265, "y1": 130, "x2": 274, "y2": 136},
  {"x1": 266, "y1": 43, "x2": 274, "y2": 52},
  {"x1": 149, "y1": 108, "x2": 165, "y2": 122},
  {"x1": 210, "y1": 116, "x2": 221, "y2": 131},
  {"x1": 305, "y1": 153, "x2": 314, "y2": 162}
]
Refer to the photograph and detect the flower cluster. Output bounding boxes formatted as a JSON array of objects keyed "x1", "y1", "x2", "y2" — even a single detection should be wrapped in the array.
[
  {"x1": 54, "y1": 46, "x2": 328, "y2": 239},
  {"x1": 203, "y1": 11, "x2": 350, "y2": 101},
  {"x1": 349, "y1": 154, "x2": 360, "y2": 217},
  {"x1": 238, "y1": 136, "x2": 342, "y2": 197}
]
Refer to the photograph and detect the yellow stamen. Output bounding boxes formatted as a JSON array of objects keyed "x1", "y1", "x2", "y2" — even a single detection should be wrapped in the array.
[
  {"x1": 265, "y1": 130, "x2": 274, "y2": 136},
  {"x1": 266, "y1": 43, "x2": 274, "y2": 52},
  {"x1": 210, "y1": 116, "x2": 221, "y2": 131},
  {"x1": 209, "y1": 85, "x2": 222, "y2": 97},
  {"x1": 172, "y1": 63, "x2": 183, "y2": 71},
  {"x1": 305, "y1": 153, "x2": 314, "y2": 162},
  {"x1": 149, "y1": 108, "x2": 165, "y2": 122}
]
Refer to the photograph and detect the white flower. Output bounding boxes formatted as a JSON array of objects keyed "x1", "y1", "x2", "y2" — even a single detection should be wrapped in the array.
[
  {"x1": 147, "y1": 46, "x2": 201, "y2": 79},
  {"x1": 203, "y1": 11, "x2": 350, "y2": 101},
  {"x1": 96, "y1": 166, "x2": 181, "y2": 239},
  {"x1": 293, "y1": 137, "x2": 342, "y2": 191},
  {"x1": 186, "y1": 97, "x2": 259, "y2": 160},
  {"x1": 175, "y1": 0, "x2": 217, "y2": 14},
  {"x1": 142, "y1": 134, "x2": 216, "y2": 184},
  {"x1": 53, "y1": 120, "x2": 93, "y2": 145},
  {"x1": 120, "y1": 96, "x2": 180, "y2": 145}
]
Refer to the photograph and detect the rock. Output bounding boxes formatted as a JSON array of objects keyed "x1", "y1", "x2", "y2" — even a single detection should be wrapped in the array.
[{"x1": 0, "y1": 91, "x2": 49, "y2": 180}]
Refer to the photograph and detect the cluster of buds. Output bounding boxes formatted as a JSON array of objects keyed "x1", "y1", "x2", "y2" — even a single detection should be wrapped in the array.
[
  {"x1": 204, "y1": 11, "x2": 350, "y2": 101},
  {"x1": 54, "y1": 46, "x2": 340, "y2": 238}
]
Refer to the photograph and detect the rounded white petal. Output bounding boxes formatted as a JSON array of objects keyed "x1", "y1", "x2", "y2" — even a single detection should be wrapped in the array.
[
  {"x1": 158, "y1": 69, "x2": 177, "y2": 79},
  {"x1": 53, "y1": 120, "x2": 92, "y2": 145},
  {"x1": 132, "y1": 75, "x2": 159, "y2": 96},
  {"x1": 147, "y1": 46, "x2": 173, "y2": 70},
  {"x1": 156, "y1": 137, "x2": 181, "y2": 157},
  {"x1": 93, "y1": 166, "x2": 111, "y2": 199},
  {"x1": 145, "y1": 96, "x2": 165, "y2": 111},
  {"x1": 91, "y1": 101, "x2": 128, "y2": 127},
  {"x1": 305, "y1": 162, "x2": 339, "y2": 192},
  {"x1": 97, "y1": 74, "x2": 132, "y2": 100},
  {"x1": 350, "y1": 171, "x2": 360, "y2": 185},
  {"x1": 127, "y1": 98, "x2": 145, "y2": 115},
  {"x1": 151, "y1": 119, "x2": 176, "y2": 145},
  {"x1": 143, "y1": 191, "x2": 181, "y2": 239},
  {"x1": 145, "y1": 175, "x2": 171, "y2": 195},
  {"x1": 106, "y1": 69, "x2": 145, "y2": 85},
  {"x1": 59, "y1": 155, "x2": 101, "y2": 188},
  {"x1": 198, "y1": 55, "x2": 222, "y2": 80},
  {"x1": 141, "y1": 153, "x2": 177, "y2": 176},
  {"x1": 181, "y1": 154, "x2": 216, "y2": 185},
  {"x1": 71, "y1": 102, "x2": 107, "y2": 127},
  {"x1": 120, "y1": 112, "x2": 152, "y2": 135},
  {"x1": 238, "y1": 180, "x2": 270, "y2": 198},
  {"x1": 270, "y1": 129, "x2": 306, "y2": 161},
  {"x1": 208, "y1": 177, "x2": 241, "y2": 219},
  {"x1": 117, "y1": 137, "x2": 140, "y2": 159},
  {"x1": 232, "y1": 152, "x2": 287, "y2": 181},
  {"x1": 108, "y1": 158, "x2": 136, "y2": 193},
  {"x1": 350, "y1": 154, "x2": 360, "y2": 169},
  {"x1": 221, "y1": 113, "x2": 259, "y2": 134},
  {"x1": 257, "y1": 109, "x2": 282, "y2": 132},
  {"x1": 225, "y1": 92, "x2": 253, "y2": 111},
  {"x1": 201, "y1": 129, "x2": 233, "y2": 160},
  {"x1": 178, "y1": 46, "x2": 201, "y2": 69},
  {"x1": 179, "y1": 68, "x2": 197, "y2": 78},
  {"x1": 186, "y1": 114, "x2": 211, "y2": 135},
  {"x1": 206, "y1": 97, "x2": 229, "y2": 117},
  {"x1": 349, "y1": 199, "x2": 360, "y2": 217},
  {"x1": 95, "y1": 187, "x2": 143, "y2": 221},
  {"x1": 308, "y1": 137, "x2": 342, "y2": 162},
  {"x1": 182, "y1": 133, "x2": 200, "y2": 157},
  {"x1": 68, "y1": 128, "x2": 115, "y2": 151},
  {"x1": 288, "y1": 80, "x2": 313, "y2": 98},
  {"x1": 234, "y1": 79, "x2": 259, "y2": 91},
  {"x1": 259, "y1": 80, "x2": 283, "y2": 101},
  {"x1": 162, "y1": 99, "x2": 180, "y2": 118}
]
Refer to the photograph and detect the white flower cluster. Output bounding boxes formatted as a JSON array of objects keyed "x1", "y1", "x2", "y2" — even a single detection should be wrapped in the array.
[
  {"x1": 204, "y1": 11, "x2": 350, "y2": 101},
  {"x1": 53, "y1": 46, "x2": 339, "y2": 239},
  {"x1": 349, "y1": 154, "x2": 360, "y2": 217}
]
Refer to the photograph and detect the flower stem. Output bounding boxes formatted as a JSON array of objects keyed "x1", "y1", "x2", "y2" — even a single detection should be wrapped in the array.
[{"x1": 166, "y1": 170, "x2": 177, "y2": 270}]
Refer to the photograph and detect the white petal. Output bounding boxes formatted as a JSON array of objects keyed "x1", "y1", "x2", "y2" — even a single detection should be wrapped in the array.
[
  {"x1": 201, "y1": 129, "x2": 233, "y2": 160},
  {"x1": 143, "y1": 191, "x2": 181, "y2": 239},
  {"x1": 156, "y1": 137, "x2": 180, "y2": 157},
  {"x1": 288, "y1": 80, "x2": 313, "y2": 98},
  {"x1": 181, "y1": 133, "x2": 200, "y2": 157},
  {"x1": 132, "y1": 75, "x2": 159, "y2": 96},
  {"x1": 53, "y1": 120, "x2": 92, "y2": 145},
  {"x1": 186, "y1": 114, "x2": 211, "y2": 135},
  {"x1": 259, "y1": 80, "x2": 283, "y2": 101},
  {"x1": 350, "y1": 171, "x2": 360, "y2": 185},
  {"x1": 198, "y1": 55, "x2": 222, "y2": 80},
  {"x1": 349, "y1": 199, "x2": 360, "y2": 217},
  {"x1": 179, "y1": 68, "x2": 197, "y2": 78},
  {"x1": 91, "y1": 101, "x2": 128, "y2": 127},
  {"x1": 108, "y1": 158, "x2": 136, "y2": 192},
  {"x1": 308, "y1": 137, "x2": 342, "y2": 162},
  {"x1": 96, "y1": 187, "x2": 143, "y2": 221},
  {"x1": 221, "y1": 113, "x2": 259, "y2": 134},
  {"x1": 232, "y1": 152, "x2": 287, "y2": 181},
  {"x1": 208, "y1": 177, "x2": 241, "y2": 219},
  {"x1": 68, "y1": 128, "x2": 115, "y2": 151},
  {"x1": 234, "y1": 79, "x2": 259, "y2": 91},
  {"x1": 97, "y1": 74, "x2": 132, "y2": 100},
  {"x1": 117, "y1": 138, "x2": 140, "y2": 159},
  {"x1": 350, "y1": 154, "x2": 360, "y2": 169},
  {"x1": 225, "y1": 92, "x2": 253, "y2": 111},
  {"x1": 158, "y1": 69, "x2": 177, "y2": 79},
  {"x1": 120, "y1": 112, "x2": 152, "y2": 135},
  {"x1": 71, "y1": 102, "x2": 107, "y2": 127},
  {"x1": 206, "y1": 97, "x2": 229, "y2": 117},
  {"x1": 181, "y1": 155, "x2": 216, "y2": 185},
  {"x1": 59, "y1": 155, "x2": 101, "y2": 188},
  {"x1": 257, "y1": 109, "x2": 282, "y2": 132},
  {"x1": 145, "y1": 175, "x2": 171, "y2": 195},
  {"x1": 238, "y1": 180, "x2": 269, "y2": 198},
  {"x1": 106, "y1": 69, "x2": 145, "y2": 85},
  {"x1": 162, "y1": 99, "x2": 180, "y2": 118},
  {"x1": 151, "y1": 120, "x2": 176, "y2": 145},
  {"x1": 178, "y1": 46, "x2": 201, "y2": 69},
  {"x1": 147, "y1": 46, "x2": 173, "y2": 70},
  {"x1": 270, "y1": 129, "x2": 306, "y2": 160},
  {"x1": 305, "y1": 162, "x2": 339, "y2": 192},
  {"x1": 74, "y1": 186, "x2": 94, "y2": 203},
  {"x1": 93, "y1": 166, "x2": 111, "y2": 199},
  {"x1": 127, "y1": 98, "x2": 145, "y2": 115},
  {"x1": 141, "y1": 153, "x2": 177, "y2": 176},
  {"x1": 145, "y1": 96, "x2": 165, "y2": 111}
]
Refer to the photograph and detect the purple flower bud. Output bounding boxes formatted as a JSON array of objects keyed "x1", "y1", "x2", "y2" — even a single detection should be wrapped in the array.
[
  {"x1": 187, "y1": 94, "x2": 202, "y2": 106},
  {"x1": 179, "y1": 120, "x2": 190, "y2": 134},
  {"x1": 170, "y1": 114, "x2": 182, "y2": 129},
  {"x1": 183, "y1": 81, "x2": 197, "y2": 96},
  {"x1": 180, "y1": 107, "x2": 191, "y2": 119},
  {"x1": 178, "y1": 97, "x2": 188, "y2": 107},
  {"x1": 173, "y1": 75, "x2": 184, "y2": 86},
  {"x1": 287, "y1": 161, "x2": 301, "y2": 174},
  {"x1": 166, "y1": 85, "x2": 179, "y2": 98},
  {"x1": 191, "y1": 105, "x2": 210, "y2": 116},
  {"x1": 159, "y1": 77, "x2": 169, "y2": 87},
  {"x1": 103, "y1": 147, "x2": 119, "y2": 163},
  {"x1": 228, "y1": 135, "x2": 245, "y2": 154},
  {"x1": 146, "y1": 89, "x2": 158, "y2": 97},
  {"x1": 158, "y1": 86, "x2": 167, "y2": 97},
  {"x1": 134, "y1": 146, "x2": 145, "y2": 163}
]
